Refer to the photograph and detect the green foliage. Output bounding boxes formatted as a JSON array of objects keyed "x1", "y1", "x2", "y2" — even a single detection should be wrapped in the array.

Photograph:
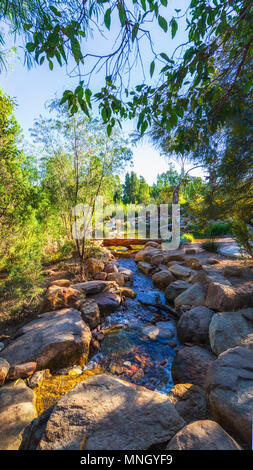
[
  {"x1": 201, "y1": 240, "x2": 219, "y2": 253},
  {"x1": 181, "y1": 232, "x2": 195, "y2": 244},
  {"x1": 232, "y1": 221, "x2": 253, "y2": 258},
  {"x1": 204, "y1": 223, "x2": 232, "y2": 238}
]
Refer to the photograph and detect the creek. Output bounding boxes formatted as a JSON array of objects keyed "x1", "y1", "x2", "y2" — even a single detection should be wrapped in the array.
[{"x1": 89, "y1": 257, "x2": 179, "y2": 394}]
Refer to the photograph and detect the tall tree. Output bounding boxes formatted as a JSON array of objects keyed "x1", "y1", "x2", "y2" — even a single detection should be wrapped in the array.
[{"x1": 31, "y1": 101, "x2": 132, "y2": 276}]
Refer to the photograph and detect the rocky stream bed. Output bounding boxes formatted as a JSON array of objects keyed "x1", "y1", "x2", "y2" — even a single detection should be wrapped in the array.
[{"x1": 0, "y1": 242, "x2": 253, "y2": 450}]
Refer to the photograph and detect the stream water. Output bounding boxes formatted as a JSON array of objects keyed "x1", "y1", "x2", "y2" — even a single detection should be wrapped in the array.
[{"x1": 88, "y1": 257, "x2": 179, "y2": 394}]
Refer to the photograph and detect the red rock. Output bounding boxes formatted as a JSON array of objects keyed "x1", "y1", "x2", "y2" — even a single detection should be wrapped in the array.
[
  {"x1": 0, "y1": 358, "x2": 10, "y2": 385},
  {"x1": 7, "y1": 362, "x2": 37, "y2": 381}
]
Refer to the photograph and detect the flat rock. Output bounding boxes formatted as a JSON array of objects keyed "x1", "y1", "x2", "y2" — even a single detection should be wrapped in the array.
[
  {"x1": 209, "y1": 308, "x2": 253, "y2": 355},
  {"x1": 152, "y1": 271, "x2": 176, "y2": 290},
  {"x1": 172, "y1": 345, "x2": 215, "y2": 388},
  {"x1": 167, "y1": 383, "x2": 207, "y2": 423},
  {"x1": 37, "y1": 374, "x2": 185, "y2": 450},
  {"x1": 165, "y1": 280, "x2": 191, "y2": 302},
  {"x1": 174, "y1": 282, "x2": 207, "y2": 308},
  {"x1": 71, "y1": 280, "x2": 116, "y2": 295},
  {"x1": 206, "y1": 346, "x2": 253, "y2": 447},
  {"x1": 168, "y1": 264, "x2": 194, "y2": 280},
  {"x1": 0, "y1": 308, "x2": 91, "y2": 370},
  {"x1": 142, "y1": 322, "x2": 176, "y2": 341},
  {"x1": 50, "y1": 279, "x2": 71, "y2": 287},
  {"x1": 0, "y1": 380, "x2": 36, "y2": 450},
  {"x1": 223, "y1": 265, "x2": 244, "y2": 277},
  {"x1": 167, "y1": 420, "x2": 241, "y2": 450},
  {"x1": 177, "y1": 306, "x2": 215, "y2": 345},
  {"x1": 92, "y1": 292, "x2": 121, "y2": 315}
]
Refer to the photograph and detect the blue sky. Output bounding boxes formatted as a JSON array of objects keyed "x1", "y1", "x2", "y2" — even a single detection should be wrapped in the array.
[{"x1": 0, "y1": 0, "x2": 204, "y2": 184}]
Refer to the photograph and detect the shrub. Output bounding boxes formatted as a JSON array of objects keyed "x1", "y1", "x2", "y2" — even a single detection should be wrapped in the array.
[
  {"x1": 232, "y1": 220, "x2": 253, "y2": 258},
  {"x1": 201, "y1": 240, "x2": 219, "y2": 252},
  {"x1": 204, "y1": 222, "x2": 232, "y2": 238},
  {"x1": 181, "y1": 232, "x2": 195, "y2": 244}
]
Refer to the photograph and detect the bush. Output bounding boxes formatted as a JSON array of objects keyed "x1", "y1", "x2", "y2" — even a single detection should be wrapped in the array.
[
  {"x1": 232, "y1": 220, "x2": 253, "y2": 258},
  {"x1": 181, "y1": 232, "x2": 195, "y2": 244},
  {"x1": 201, "y1": 240, "x2": 219, "y2": 252},
  {"x1": 204, "y1": 222, "x2": 232, "y2": 238}
]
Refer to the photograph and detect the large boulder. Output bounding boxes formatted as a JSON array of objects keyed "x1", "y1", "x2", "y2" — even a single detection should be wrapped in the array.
[
  {"x1": 0, "y1": 308, "x2": 91, "y2": 370},
  {"x1": 143, "y1": 248, "x2": 162, "y2": 263},
  {"x1": 107, "y1": 272, "x2": 125, "y2": 286},
  {"x1": 92, "y1": 292, "x2": 121, "y2": 315},
  {"x1": 167, "y1": 383, "x2": 207, "y2": 423},
  {"x1": 206, "y1": 346, "x2": 253, "y2": 447},
  {"x1": 174, "y1": 282, "x2": 207, "y2": 308},
  {"x1": 165, "y1": 280, "x2": 191, "y2": 302},
  {"x1": 177, "y1": 306, "x2": 215, "y2": 345},
  {"x1": 104, "y1": 262, "x2": 118, "y2": 274},
  {"x1": 138, "y1": 261, "x2": 154, "y2": 275},
  {"x1": 206, "y1": 282, "x2": 253, "y2": 311},
  {"x1": 78, "y1": 299, "x2": 100, "y2": 329},
  {"x1": 86, "y1": 257, "x2": 105, "y2": 274},
  {"x1": 37, "y1": 374, "x2": 185, "y2": 450},
  {"x1": 150, "y1": 254, "x2": 164, "y2": 265},
  {"x1": 0, "y1": 380, "x2": 36, "y2": 450},
  {"x1": 135, "y1": 250, "x2": 145, "y2": 263},
  {"x1": 118, "y1": 267, "x2": 133, "y2": 286},
  {"x1": 168, "y1": 264, "x2": 194, "y2": 280},
  {"x1": 167, "y1": 420, "x2": 241, "y2": 450},
  {"x1": 152, "y1": 271, "x2": 176, "y2": 290},
  {"x1": 71, "y1": 280, "x2": 116, "y2": 295},
  {"x1": 185, "y1": 257, "x2": 202, "y2": 270},
  {"x1": 172, "y1": 345, "x2": 215, "y2": 388},
  {"x1": 209, "y1": 308, "x2": 253, "y2": 355},
  {"x1": 40, "y1": 285, "x2": 81, "y2": 312}
]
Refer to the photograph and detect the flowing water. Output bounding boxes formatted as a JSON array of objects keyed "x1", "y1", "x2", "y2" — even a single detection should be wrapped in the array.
[{"x1": 89, "y1": 257, "x2": 179, "y2": 394}]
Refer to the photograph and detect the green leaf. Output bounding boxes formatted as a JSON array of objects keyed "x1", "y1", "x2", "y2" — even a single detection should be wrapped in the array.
[
  {"x1": 161, "y1": 0, "x2": 167, "y2": 5},
  {"x1": 107, "y1": 124, "x2": 112, "y2": 136},
  {"x1": 104, "y1": 8, "x2": 111, "y2": 30},
  {"x1": 160, "y1": 53, "x2": 174, "y2": 63},
  {"x1": 171, "y1": 18, "x2": 178, "y2": 38},
  {"x1": 49, "y1": 60, "x2": 53, "y2": 70},
  {"x1": 49, "y1": 6, "x2": 62, "y2": 17},
  {"x1": 85, "y1": 88, "x2": 92, "y2": 108},
  {"x1": 150, "y1": 60, "x2": 155, "y2": 78},
  {"x1": 141, "y1": 120, "x2": 148, "y2": 134},
  {"x1": 26, "y1": 42, "x2": 36, "y2": 52},
  {"x1": 158, "y1": 16, "x2": 168, "y2": 33},
  {"x1": 132, "y1": 23, "x2": 139, "y2": 42},
  {"x1": 118, "y1": 4, "x2": 126, "y2": 27}
]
